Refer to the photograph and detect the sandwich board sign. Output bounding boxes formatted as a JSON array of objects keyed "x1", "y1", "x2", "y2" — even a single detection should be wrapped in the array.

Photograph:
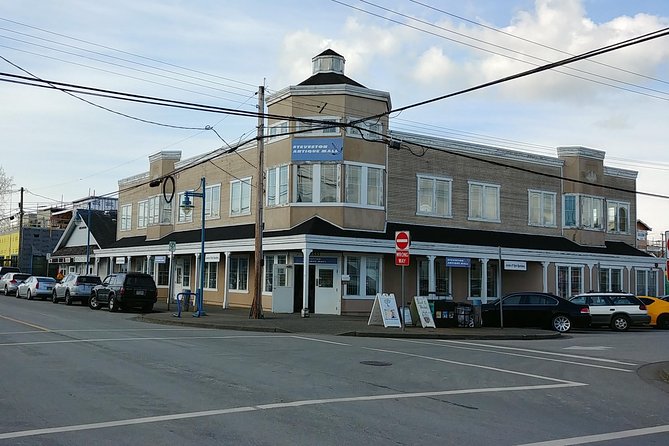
[
  {"x1": 410, "y1": 296, "x2": 436, "y2": 328},
  {"x1": 367, "y1": 293, "x2": 402, "y2": 328}
]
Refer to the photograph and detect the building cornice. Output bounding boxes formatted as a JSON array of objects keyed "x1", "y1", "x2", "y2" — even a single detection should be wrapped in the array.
[
  {"x1": 604, "y1": 166, "x2": 637, "y2": 180},
  {"x1": 390, "y1": 130, "x2": 564, "y2": 168},
  {"x1": 118, "y1": 172, "x2": 149, "y2": 187},
  {"x1": 557, "y1": 146, "x2": 605, "y2": 160},
  {"x1": 148, "y1": 150, "x2": 182, "y2": 163}
]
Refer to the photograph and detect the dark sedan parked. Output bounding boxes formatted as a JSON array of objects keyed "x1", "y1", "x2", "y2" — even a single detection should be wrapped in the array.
[
  {"x1": 481, "y1": 292, "x2": 591, "y2": 333},
  {"x1": 89, "y1": 272, "x2": 157, "y2": 312}
]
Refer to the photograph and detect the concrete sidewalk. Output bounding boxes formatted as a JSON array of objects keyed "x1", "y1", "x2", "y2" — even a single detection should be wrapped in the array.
[{"x1": 133, "y1": 301, "x2": 562, "y2": 340}]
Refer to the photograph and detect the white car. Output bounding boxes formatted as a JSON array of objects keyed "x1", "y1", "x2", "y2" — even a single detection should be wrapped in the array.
[
  {"x1": 16, "y1": 276, "x2": 57, "y2": 300},
  {"x1": 569, "y1": 292, "x2": 651, "y2": 331}
]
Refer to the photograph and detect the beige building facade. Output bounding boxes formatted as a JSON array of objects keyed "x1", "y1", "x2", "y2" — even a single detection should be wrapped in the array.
[{"x1": 95, "y1": 49, "x2": 665, "y2": 315}]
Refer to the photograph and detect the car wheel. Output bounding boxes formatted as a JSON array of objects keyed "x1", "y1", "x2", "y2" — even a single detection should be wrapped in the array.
[
  {"x1": 15, "y1": 288, "x2": 20, "y2": 298},
  {"x1": 52, "y1": 291, "x2": 59, "y2": 304},
  {"x1": 89, "y1": 293, "x2": 101, "y2": 310},
  {"x1": 108, "y1": 295, "x2": 119, "y2": 312},
  {"x1": 65, "y1": 291, "x2": 72, "y2": 306},
  {"x1": 611, "y1": 315, "x2": 630, "y2": 331},
  {"x1": 656, "y1": 314, "x2": 669, "y2": 330},
  {"x1": 27, "y1": 290, "x2": 33, "y2": 300},
  {"x1": 551, "y1": 314, "x2": 572, "y2": 333}
]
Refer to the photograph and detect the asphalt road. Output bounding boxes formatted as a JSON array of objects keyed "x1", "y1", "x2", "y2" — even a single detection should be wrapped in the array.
[{"x1": 1, "y1": 295, "x2": 668, "y2": 445}]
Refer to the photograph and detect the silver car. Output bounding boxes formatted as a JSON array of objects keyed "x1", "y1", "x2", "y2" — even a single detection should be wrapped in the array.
[
  {"x1": 52, "y1": 274, "x2": 102, "y2": 305},
  {"x1": 16, "y1": 276, "x2": 57, "y2": 300},
  {"x1": 0, "y1": 272, "x2": 31, "y2": 296}
]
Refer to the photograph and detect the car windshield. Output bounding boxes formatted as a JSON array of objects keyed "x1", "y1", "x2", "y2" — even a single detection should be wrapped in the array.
[
  {"x1": 38, "y1": 277, "x2": 56, "y2": 282},
  {"x1": 14, "y1": 274, "x2": 30, "y2": 281},
  {"x1": 78, "y1": 276, "x2": 102, "y2": 284}
]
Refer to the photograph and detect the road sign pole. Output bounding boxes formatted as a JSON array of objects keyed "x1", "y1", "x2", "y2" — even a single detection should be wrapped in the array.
[{"x1": 401, "y1": 265, "x2": 405, "y2": 331}]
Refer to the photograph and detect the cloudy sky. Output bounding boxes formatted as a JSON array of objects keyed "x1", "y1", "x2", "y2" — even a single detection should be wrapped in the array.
[{"x1": 1, "y1": 0, "x2": 668, "y2": 238}]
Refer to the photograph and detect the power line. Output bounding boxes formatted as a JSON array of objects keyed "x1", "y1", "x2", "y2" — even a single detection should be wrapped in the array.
[
  {"x1": 408, "y1": 0, "x2": 669, "y2": 86},
  {"x1": 355, "y1": 26, "x2": 669, "y2": 124},
  {"x1": 332, "y1": 0, "x2": 669, "y2": 101}
]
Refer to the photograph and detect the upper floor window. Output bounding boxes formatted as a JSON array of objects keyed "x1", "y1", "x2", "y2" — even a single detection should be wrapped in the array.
[
  {"x1": 177, "y1": 191, "x2": 193, "y2": 223},
  {"x1": 346, "y1": 118, "x2": 384, "y2": 141},
  {"x1": 417, "y1": 175, "x2": 451, "y2": 217},
  {"x1": 120, "y1": 204, "x2": 132, "y2": 231},
  {"x1": 607, "y1": 201, "x2": 629, "y2": 233},
  {"x1": 294, "y1": 164, "x2": 341, "y2": 204},
  {"x1": 267, "y1": 121, "x2": 289, "y2": 142},
  {"x1": 137, "y1": 200, "x2": 148, "y2": 229},
  {"x1": 267, "y1": 165, "x2": 289, "y2": 207},
  {"x1": 204, "y1": 184, "x2": 221, "y2": 219},
  {"x1": 296, "y1": 116, "x2": 340, "y2": 136},
  {"x1": 468, "y1": 182, "x2": 500, "y2": 222},
  {"x1": 148, "y1": 196, "x2": 160, "y2": 225},
  {"x1": 528, "y1": 190, "x2": 556, "y2": 227},
  {"x1": 563, "y1": 194, "x2": 604, "y2": 230},
  {"x1": 230, "y1": 178, "x2": 252, "y2": 216},
  {"x1": 344, "y1": 163, "x2": 384, "y2": 207}
]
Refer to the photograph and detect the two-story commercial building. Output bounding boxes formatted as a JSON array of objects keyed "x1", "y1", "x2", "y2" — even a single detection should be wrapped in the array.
[{"x1": 95, "y1": 49, "x2": 664, "y2": 315}]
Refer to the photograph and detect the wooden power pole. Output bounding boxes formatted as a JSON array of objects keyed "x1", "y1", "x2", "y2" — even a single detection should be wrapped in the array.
[{"x1": 250, "y1": 85, "x2": 265, "y2": 319}]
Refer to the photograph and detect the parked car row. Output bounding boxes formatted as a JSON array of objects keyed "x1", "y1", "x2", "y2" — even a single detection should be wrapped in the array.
[
  {"x1": 481, "y1": 291, "x2": 664, "y2": 333},
  {"x1": 1, "y1": 271, "x2": 158, "y2": 312}
]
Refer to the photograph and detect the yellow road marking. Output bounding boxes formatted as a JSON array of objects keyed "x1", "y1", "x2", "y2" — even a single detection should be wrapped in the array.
[{"x1": 0, "y1": 314, "x2": 51, "y2": 332}]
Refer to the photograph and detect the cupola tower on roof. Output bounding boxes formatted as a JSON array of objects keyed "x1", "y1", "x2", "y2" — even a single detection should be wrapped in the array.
[{"x1": 312, "y1": 49, "x2": 345, "y2": 75}]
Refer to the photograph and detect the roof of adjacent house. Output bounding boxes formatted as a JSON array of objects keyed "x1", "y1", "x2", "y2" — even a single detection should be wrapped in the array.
[
  {"x1": 51, "y1": 209, "x2": 118, "y2": 257},
  {"x1": 108, "y1": 216, "x2": 651, "y2": 258}
]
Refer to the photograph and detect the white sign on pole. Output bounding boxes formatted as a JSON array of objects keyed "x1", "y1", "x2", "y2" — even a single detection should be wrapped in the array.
[
  {"x1": 367, "y1": 293, "x2": 402, "y2": 328},
  {"x1": 410, "y1": 296, "x2": 436, "y2": 328}
]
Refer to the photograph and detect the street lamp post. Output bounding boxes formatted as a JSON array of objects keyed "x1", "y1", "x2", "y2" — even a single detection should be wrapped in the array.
[{"x1": 181, "y1": 177, "x2": 207, "y2": 318}]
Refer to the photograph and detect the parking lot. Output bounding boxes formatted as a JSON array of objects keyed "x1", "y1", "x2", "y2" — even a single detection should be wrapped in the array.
[{"x1": 1, "y1": 296, "x2": 669, "y2": 445}]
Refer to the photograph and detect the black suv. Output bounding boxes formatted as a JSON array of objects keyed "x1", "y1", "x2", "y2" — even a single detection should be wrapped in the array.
[{"x1": 89, "y1": 272, "x2": 157, "y2": 312}]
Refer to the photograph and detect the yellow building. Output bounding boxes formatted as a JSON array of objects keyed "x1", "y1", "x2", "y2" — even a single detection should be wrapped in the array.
[{"x1": 0, "y1": 230, "x2": 19, "y2": 266}]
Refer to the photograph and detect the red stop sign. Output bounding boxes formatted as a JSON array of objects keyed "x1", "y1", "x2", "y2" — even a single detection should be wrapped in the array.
[{"x1": 395, "y1": 231, "x2": 410, "y2": 251}]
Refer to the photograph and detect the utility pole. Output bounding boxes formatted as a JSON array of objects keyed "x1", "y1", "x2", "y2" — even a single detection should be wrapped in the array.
[
  {"x1": 250, "y1": 85, "x2": 265, "y2": 319},
  {"x1": 17, "y1": 187, "x2": 24, "y2": 270},
  {"x1": 86, "y1": 201, "x2": 92, "y2": 274}
]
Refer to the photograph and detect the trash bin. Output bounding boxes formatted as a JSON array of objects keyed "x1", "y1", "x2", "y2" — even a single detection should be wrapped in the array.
[
  {"x1": 433, "y1": 301, "x2": 457, "y2": 328},
  {"x1": 471, "y1": 299, "x2": 482, "y2": 328}
]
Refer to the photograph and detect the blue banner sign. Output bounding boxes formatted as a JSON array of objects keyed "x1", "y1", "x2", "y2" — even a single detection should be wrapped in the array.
[
  {"x1": 446, "y1": 257, "x2": 471, "y2": 268},
  {"x1": 291, "y1": 137, "x2": 343, "y2": 161}
]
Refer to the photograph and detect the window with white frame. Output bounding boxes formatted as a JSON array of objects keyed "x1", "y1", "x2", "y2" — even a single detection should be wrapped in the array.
[
  {"x1": 264, "y1": 254, "x2": 287, "y2": 292},
  {"x1": 177, "y1": 191, "x2": 193, "y2": 223},
  {"x1": 267, "y1": 121, "x2": 289, "y2": 141},
  {"x1": 563, "y1": 194, "x2": 577, "y2": 227},
  {"x1": 204, "y1": 261, "x2": 217, "y2": 289},
  {"x1": 267, "y1": 165, "x2": 289, "y2": 206},
  {"x1": 160, "y1": 200, "x2": 172, "y2": 224},
  {"x1": 204, "y1": 184, "x2": 221, "y2": 219},
  {"x1": 468, "y1": 182, "x2": 500, "y2": 222},
  {"x1": 528, "y1": 190, "x2": 556, "y2": 227},
  {"x1": 137, "y1": 201, "x2": 148, "y2": 229},
  {"x1": 636, "y1": 269, "x2": 657, "y2": 296},
  {"x1": 346, "y1": 117, "x2": 384, "y2": 141},
  {"x1": 417, "y1": 258, "x2": 451, "y2": 296},
  {"x1": 607, "y1": 201, "x2": 630, "y2": 233},
  {"x1": 469, "y1": 261, "x2": 498, "y2": 299},
  {"x1": 580, "y1": 195, "x2": 605, "y2": 230},
  {"x1": 120, "y1": 204, "x2": 132, "y2": 231},
  {"x1": 599, "y1": 267, "x2": 623, "y2": 292},
  {"x1": 294, "y1": 164, "x2": 342, "y2": 204},
  {"x1": 344, "y1": 164, "x2": 384, "y2": 207},
  {"x1": 157, "y1": 260, "x2": 169, "y2": 286},
  {"x1": 344, "y1": 255, "x2": 381, "y2": 298},
  {"x1": 557, "y1": 265, "x2": 583, "y2": 298},
  {"x1": 417, "y1": 176, "x2": 451, "y2": 217},
  {"x1": 296, "y1": 116, "x2": 340, "y2": 136},
  {"x1": 228, "y1": 256, "x2": 249, "y2": 291},
  {"x1": 182, "y1": 257, "x2": 191, "y2": 288},
  {"x1": 148, "y1": 196, "x2": 160, "y2": 225},
  {"x1": 230, "y1": 178, "x2": 252, "y2": 216}
]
